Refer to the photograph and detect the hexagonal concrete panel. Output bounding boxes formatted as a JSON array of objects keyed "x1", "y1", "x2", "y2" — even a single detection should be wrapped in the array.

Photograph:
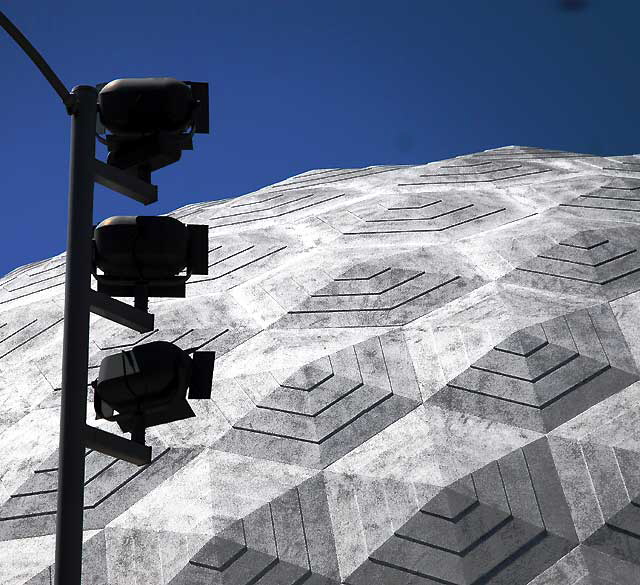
[{"x1": 429, "y1": 302, "x2": 640, "y2": 432}]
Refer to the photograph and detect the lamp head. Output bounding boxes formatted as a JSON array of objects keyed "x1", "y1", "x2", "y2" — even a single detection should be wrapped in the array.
[
  {"x1": 91, "y1": 215, "x2": 209, "y2": 300},
  {"x1": 96, "y1": 77, "x2": 210, "y2": 182},
  {"x1": 93, "y1": 341, "x2": 215, "y2": 433}
]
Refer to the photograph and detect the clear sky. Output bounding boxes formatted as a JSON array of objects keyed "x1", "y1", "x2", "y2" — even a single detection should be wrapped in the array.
[{"x1": 0, "y1": 0, "x2": 637, "y2": 277}]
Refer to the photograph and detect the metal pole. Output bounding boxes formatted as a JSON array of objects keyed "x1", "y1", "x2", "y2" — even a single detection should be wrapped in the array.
[{"x1": 54, "y1": 85, "x2": 97, "y2": 585}]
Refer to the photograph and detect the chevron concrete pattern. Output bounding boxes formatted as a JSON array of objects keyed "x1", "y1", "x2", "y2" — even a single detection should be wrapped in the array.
[
  {"x1": 167, "y1": 474, "x2": 342, "y2": 584},
  {"x1": 3, "y1": 146, "x2": 640, "y2": 583},
  {"x1": 276, "y1": 260, "x2": 486, "y2": 328},
  {"x1": 213, "y1": 331, "x2": 422, "y2": 467},
  {"x1": 430, "y1": 302, "x2": 640, "y2": 432},
  {"x1": 346, "y1": 438, "x2": 578, "y2": 584},
  {"x1": 0, "y1": 446, "x2": 202, "y2": 542},
  {"x1": 500, "y1": 225, "x2": 640, "y2": 301}
]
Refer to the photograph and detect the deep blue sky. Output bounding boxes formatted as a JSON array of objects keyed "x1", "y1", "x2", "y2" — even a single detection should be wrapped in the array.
[{"x1": 0, "y1": 0, "x2": 637, "y2": 277}]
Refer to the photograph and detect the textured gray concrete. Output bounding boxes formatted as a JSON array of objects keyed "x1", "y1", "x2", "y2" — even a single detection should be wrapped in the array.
[{"x1": 2, "y1": 146, "x2": 640, "y2": 583}]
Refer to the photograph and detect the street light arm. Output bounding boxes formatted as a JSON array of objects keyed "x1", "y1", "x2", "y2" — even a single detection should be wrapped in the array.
[{"x1": 0, "y1": 10, "x2": 78, "y2": 115}]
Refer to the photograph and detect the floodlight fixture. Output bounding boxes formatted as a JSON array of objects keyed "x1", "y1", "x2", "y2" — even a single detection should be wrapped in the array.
[
  {"x1": 91, "y1": 215, "x2": 209, "y2": 310},
  {"x1": 97, "y1": 77, "x2": 209, "y2": 183},
  {"x1": 92, "y1": 341, "x2": 215, "y2": 443}
]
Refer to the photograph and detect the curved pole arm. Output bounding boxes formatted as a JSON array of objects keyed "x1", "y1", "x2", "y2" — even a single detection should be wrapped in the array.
[{"x1": 0, "y1": 10, "x2": 78, "y2": 115}]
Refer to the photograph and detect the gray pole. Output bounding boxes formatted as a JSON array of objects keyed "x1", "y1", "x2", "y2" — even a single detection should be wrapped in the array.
[{"x1": 54, "y1": 84, "x2": 97, "y2": 585}]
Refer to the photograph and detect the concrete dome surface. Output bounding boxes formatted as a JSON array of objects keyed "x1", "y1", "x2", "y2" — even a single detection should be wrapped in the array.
[{"x1": 1, "y1": 145, "x2": 639, "y2": 583}]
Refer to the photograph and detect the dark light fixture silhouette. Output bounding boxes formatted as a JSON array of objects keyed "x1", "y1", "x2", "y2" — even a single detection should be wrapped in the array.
[
  {"x1": 97, "y1": 77, "x2": 209, "y2": 184},
  {"x1": 92, "y1": 341, "x2": 215, "y2": 444},
  {"x1": 92, "y1": 215, "x2": 209, "y2": 310}
]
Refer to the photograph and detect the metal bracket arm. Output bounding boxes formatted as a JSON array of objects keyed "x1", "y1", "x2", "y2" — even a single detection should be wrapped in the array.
[
  {"x1": 89, "y1": 288, "x2": 154, "y2": 333},
  {"x1": 84, "y1": 424, "x2": 152, "y2": 466},
  {"x1": 93, "y1": 159, "x2": 158, "y2": 205}
]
